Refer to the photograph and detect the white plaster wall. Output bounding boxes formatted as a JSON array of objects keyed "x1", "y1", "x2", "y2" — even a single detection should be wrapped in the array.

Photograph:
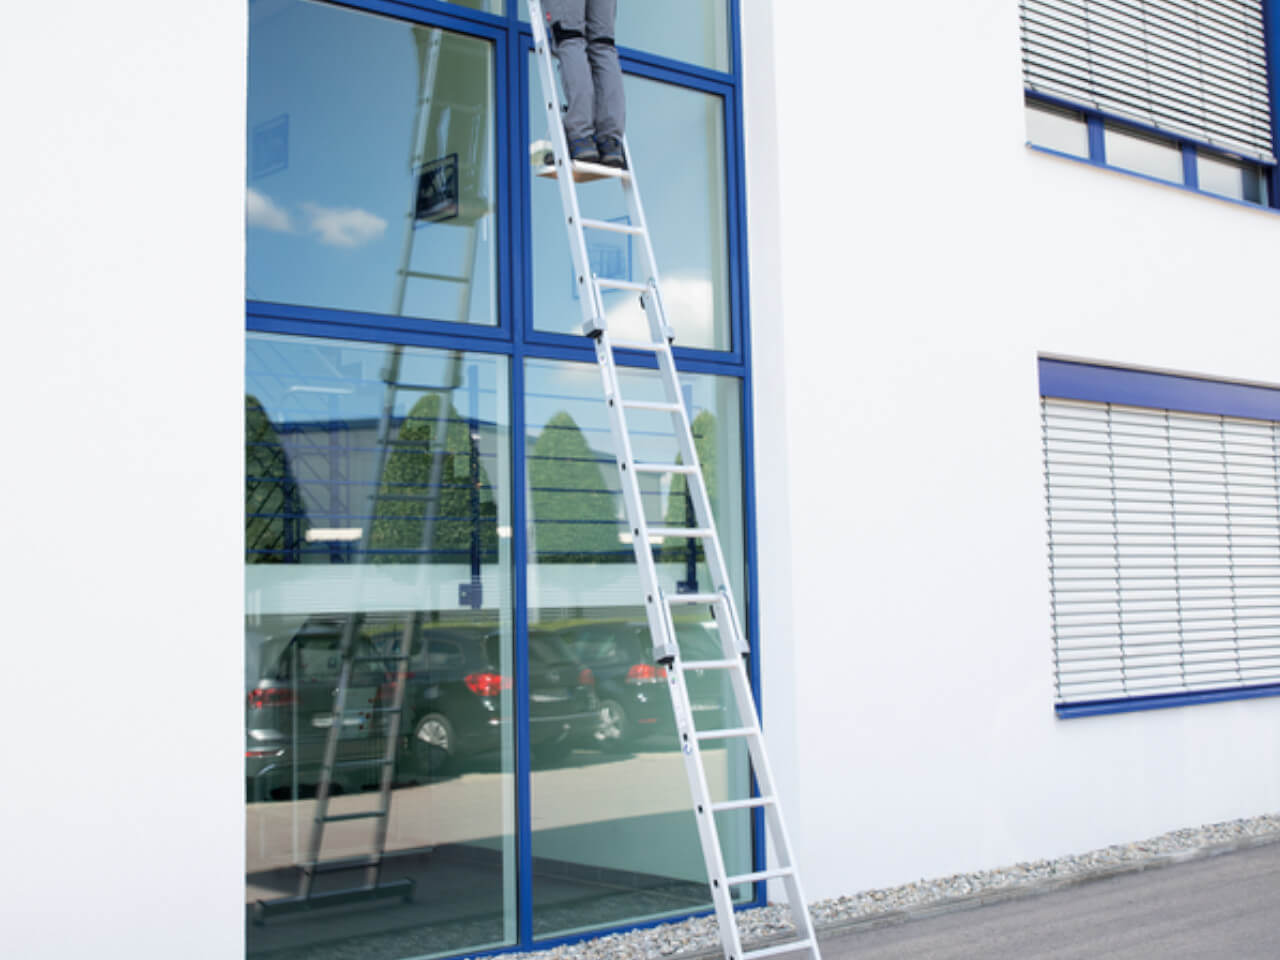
[
  {"x1": 2, "y1": 2, "x2": 245, "y2": 956},
  {"x1": 744, "y1": 0, "x2": 1280, "y2": 900}
]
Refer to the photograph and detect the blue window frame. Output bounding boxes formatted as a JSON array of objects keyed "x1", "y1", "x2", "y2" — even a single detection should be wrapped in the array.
[
  {"x1": 245, "y1": 0, "x2": 766, "y2": 955},
  {"x1": 1040, "y1": 358, "x2": 1280, "y2": 720}
]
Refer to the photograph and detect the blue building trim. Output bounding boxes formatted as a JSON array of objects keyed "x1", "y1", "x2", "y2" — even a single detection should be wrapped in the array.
[
  {"x1": 1038, "y1": 357, "x2": 1280, "y2": 422},
  {"x1": 1057, "y1": 683, "x2": 1280, "y2": 719}
]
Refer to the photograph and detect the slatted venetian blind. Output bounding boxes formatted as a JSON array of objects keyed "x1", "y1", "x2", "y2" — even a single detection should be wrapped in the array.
[
  {"x1": 1020, "y1": 0, "x2": 1276, "y2": 162},
  {"x1": 1042, "y1": 396, "x2": 1280, "y2": 705}
]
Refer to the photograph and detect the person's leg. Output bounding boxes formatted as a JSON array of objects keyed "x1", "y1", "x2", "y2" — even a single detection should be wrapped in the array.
[
  {"x1": 544, "y1": 0, "x2": 596, "y2": 157},
  {"x1": 585, "y1": 0, "x2": 624, "y2": 147}
]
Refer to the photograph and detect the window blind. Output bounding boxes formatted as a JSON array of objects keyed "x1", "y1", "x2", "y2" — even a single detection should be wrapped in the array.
[
  {"x1": 1021, "y1": 0, "x2": 1276, "y2": 162},
  {"x1": 1042, "y1": 397, "x2": 1280, "y2": 705}
]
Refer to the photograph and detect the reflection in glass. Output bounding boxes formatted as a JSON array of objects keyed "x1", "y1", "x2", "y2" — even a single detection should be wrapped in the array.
[
  {"x1": 1197, "y1": 151, "x2": 1269, "y2": 205},
  {"x1": 245, "y1": 333, "x2": 515, "y2": 959},
  {"x1": 1024, "y1": 101, "x2": 1088, "y2": 158},
  {"x1": 530, "y1": 63, "x2": 730, "y2": 350},
  {"x1": 247, "y1": 1, "x2": 497, "y2": 324},
  {"x1": 520, "y1": 0, "x2": 730, "y2": 72},
  {"x1": 1103, "y1": 124, "x2": 1183, "y2": 183},
  {"x1": 524, "y1": 358, "x2": 751, "y2": 938},
  {"x1": 440, "y1": 0, "x2": 504, "y2": 13}
]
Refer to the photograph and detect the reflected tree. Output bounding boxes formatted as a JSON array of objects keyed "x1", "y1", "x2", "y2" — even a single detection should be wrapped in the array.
[
  {"x1": 369, "y1": 393, "x2": 498, "y2": 563},
  {"x1": 245, "y1": 395, "x2": 306, "y2": 563},
  {"x1": 529, "y1": 411, "x2": 621, "y2": 562}
]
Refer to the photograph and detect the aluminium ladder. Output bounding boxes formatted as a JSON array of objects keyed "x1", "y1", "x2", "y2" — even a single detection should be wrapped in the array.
[{"x1": 528, "y1": 4, "x2": 821, "y2": 959}]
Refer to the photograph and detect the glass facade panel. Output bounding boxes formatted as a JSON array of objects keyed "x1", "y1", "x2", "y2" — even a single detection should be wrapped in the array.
[
  {"x1": 1197, "y1": 151, "x2": 1269, "y2": 205},
  {"x1": 523, "y1": 358, "x2": 751, "y2": 937},
  {"x1": 1024, "y1": 101, "x2": 1088, "y2": 158},
  {"x1": 520, "y1": 0, "x2": 730, "y2": 72},
  {"x1": 530, "y1": 68, "x2": 731, "y2": 349},
  {"x1": 247, "y1": 1, "x2": 497, "y2": 325},
  {"x1": 1103, "y1": 124, "x2": 1184, "y2": 183},
  {"x1": 441, "y1": 0, "x2": 504, "y2": 13},
  {"x1": 245, "y1": 333, "x2": 516, "y2": 958}
]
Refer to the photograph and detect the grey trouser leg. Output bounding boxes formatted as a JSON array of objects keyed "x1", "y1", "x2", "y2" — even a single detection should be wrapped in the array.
[{"x1": 545, "y1": 0, "x2": 624, "y2": 143}]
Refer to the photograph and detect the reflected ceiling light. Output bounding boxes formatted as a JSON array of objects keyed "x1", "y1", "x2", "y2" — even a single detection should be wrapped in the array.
[
  {"x1": 288, "y1": 385, "x2": 354, "y2": 395},
  {"x1": 496, "y1": 525, "x2": 513, "y2": 539},
  {"x1": 305, "y1": 528, "x2": 363, "y2": 542}
]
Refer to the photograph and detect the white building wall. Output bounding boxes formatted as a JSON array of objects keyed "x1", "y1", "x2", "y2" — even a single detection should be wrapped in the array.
[
  {"x1": 4, "y1": 2, "x2": 245, "y2": 956},
  {"x1": 744, "y1": 0, "x2": 1280, "y2": 900}
]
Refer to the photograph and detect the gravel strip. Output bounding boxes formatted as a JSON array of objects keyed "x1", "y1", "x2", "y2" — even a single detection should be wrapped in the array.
[{"x1": 487, "y1": 813, "x2": 1280, "y2": 960}]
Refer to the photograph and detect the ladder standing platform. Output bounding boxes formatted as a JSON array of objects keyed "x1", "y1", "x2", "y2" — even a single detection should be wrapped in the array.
[{"x1": 528, "y1": 3, "x2": 821, "y2": 958}]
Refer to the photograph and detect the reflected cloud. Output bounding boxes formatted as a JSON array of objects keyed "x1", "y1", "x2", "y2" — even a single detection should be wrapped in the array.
[
  {"x1": 246, "y1": 187, "x2": 293, "y2": 233},
  {"x1": 303, "y1": 202, "x2": 388, "y2": 248},
  {"x1": 602, "y1": 271, "x2": 715, "y2": 345}
]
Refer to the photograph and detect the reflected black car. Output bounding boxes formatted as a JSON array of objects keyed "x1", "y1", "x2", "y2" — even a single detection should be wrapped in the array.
[
  {"x1": 245, "y1": 617, "x2": 600, "y2": 801},
  {"x1": 557, "y1": 620, "x2": 733, "y2": 750}
]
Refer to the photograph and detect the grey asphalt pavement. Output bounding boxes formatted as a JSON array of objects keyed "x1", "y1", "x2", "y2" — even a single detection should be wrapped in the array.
[{"x1": 821, "y1": 841, "x2": 1280, "y2": 959}]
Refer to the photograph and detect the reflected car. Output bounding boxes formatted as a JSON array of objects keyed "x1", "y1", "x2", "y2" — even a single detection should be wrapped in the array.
[
  {"x1": 556, "y1": 620, "x2": 733, "y2": 750},
  {"x1": 246, "y1": 617, "x2": 600, "y2": 801}
]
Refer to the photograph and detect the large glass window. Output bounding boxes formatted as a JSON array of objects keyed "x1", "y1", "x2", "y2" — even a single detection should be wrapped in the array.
[
  {"x1": 529, "y1": 68, "x2": 731, "y2": 350},
  {"x1": 247, "y1": 1, "x2": 755, "y2": 954},
  {"x1": 245, "y1": 334, "x2": 516, "y2": 958},
  {"x1": 247, "y1": 1, "x2": 497, "y2": 325},
  {"x1": 523, "y1": 358, "x2": 750, "y2": 936},
  {"x1": 520, "y1": 1, "x2": 731, "y2": 72}
]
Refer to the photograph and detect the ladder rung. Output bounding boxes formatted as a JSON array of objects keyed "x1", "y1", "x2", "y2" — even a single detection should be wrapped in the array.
[
  {"x1": 399, "y1": 269, "x2": 468, "y2": 283},
  {"x1": 303, "y1": 855, "x2": 380, "y2": 875},
  {"x1": 386, "y1": 381, "x2": 456, "y2": 393},
  {"x1": 580, "y1": 217, "x2": 645, "y2": 236},
  {"x1": 647, "y1": 526, "x2": 714, "y2": 539},
  {"x1": 727, "y1": 866, "x2": 793, "y2": 886},
  {"x1": 743, "y1": 939, "x2": 816, "y2": 960},
  {"x1": 623, "y1": 399, "x2": 683, "y2": 412},
  {"x1": 711, "y1": 795, "x2": 775, "y2": 812},
  {"x1": 632, "y1": 462, "x2": 697, "y2": 474},
  {"x1": 695, "y1": 726, "x2": 758, "y2": 741},
  {"x1": 322, "y1": 809, "x2": 386, "y2": 823},
  {"x1": 609, "y1": 338, "x2": 667, "y2": 352},
  {"x1": 595, "y1": 277, "x2": 647, "y2": 292},
  {"x1": 682, "y1": 659, "x2": 742, "y2": 672},
  {"x1": 667, "y1": 592, "x2": 722, "y2": 605}
]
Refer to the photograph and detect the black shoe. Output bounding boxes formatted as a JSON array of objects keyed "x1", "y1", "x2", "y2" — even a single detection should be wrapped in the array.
[
  {"x1": 569, "y1": 137, "x2": 600, "y2": 163},
  {"x1": 596, "y1": 135, "x2": 625, "y2": 168}
]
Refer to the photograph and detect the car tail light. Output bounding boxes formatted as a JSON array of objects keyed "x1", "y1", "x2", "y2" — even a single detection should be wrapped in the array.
[
  {"x1": 465, "y1": 672, "x2": 513, "y2": 697},
  {"x1": 626, "y1": 663, "x2": 667, "y2": 684},
  {"x1": 578, "y1": 667, "x2": 595, "y2": 686},
  {"x1": 247, "y1": 687, "x2": 296, "y2": 710}
]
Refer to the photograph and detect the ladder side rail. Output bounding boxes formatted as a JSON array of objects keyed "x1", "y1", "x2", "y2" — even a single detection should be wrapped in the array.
[
  {"x1": 650, "y1": 349, "x2": 746, "y2": 653},
  {"x1": 722, "y1": 657, "x2": 818, "y2": 948},
  {"x1": 530, "y1": 7, "x2": 605, "y2": 336},
  {"x1": 393, "y1": 28, "x2": 446, "y2": 316},
  {"x1": 660, "y1": 608, "x2": 743, "y2": 960},
  {"x1": 366, "y1": 612, "x2": 418, "y2": 886},
  {"x1": 595, "y1": 335, "x2": 678, "y2": 660},
  {"x1": 618, "y1": 143, "x2": 673, "y2": 341},
  {"x1": 299, "y1": 612, "x2": 365, "y2": 899}
]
